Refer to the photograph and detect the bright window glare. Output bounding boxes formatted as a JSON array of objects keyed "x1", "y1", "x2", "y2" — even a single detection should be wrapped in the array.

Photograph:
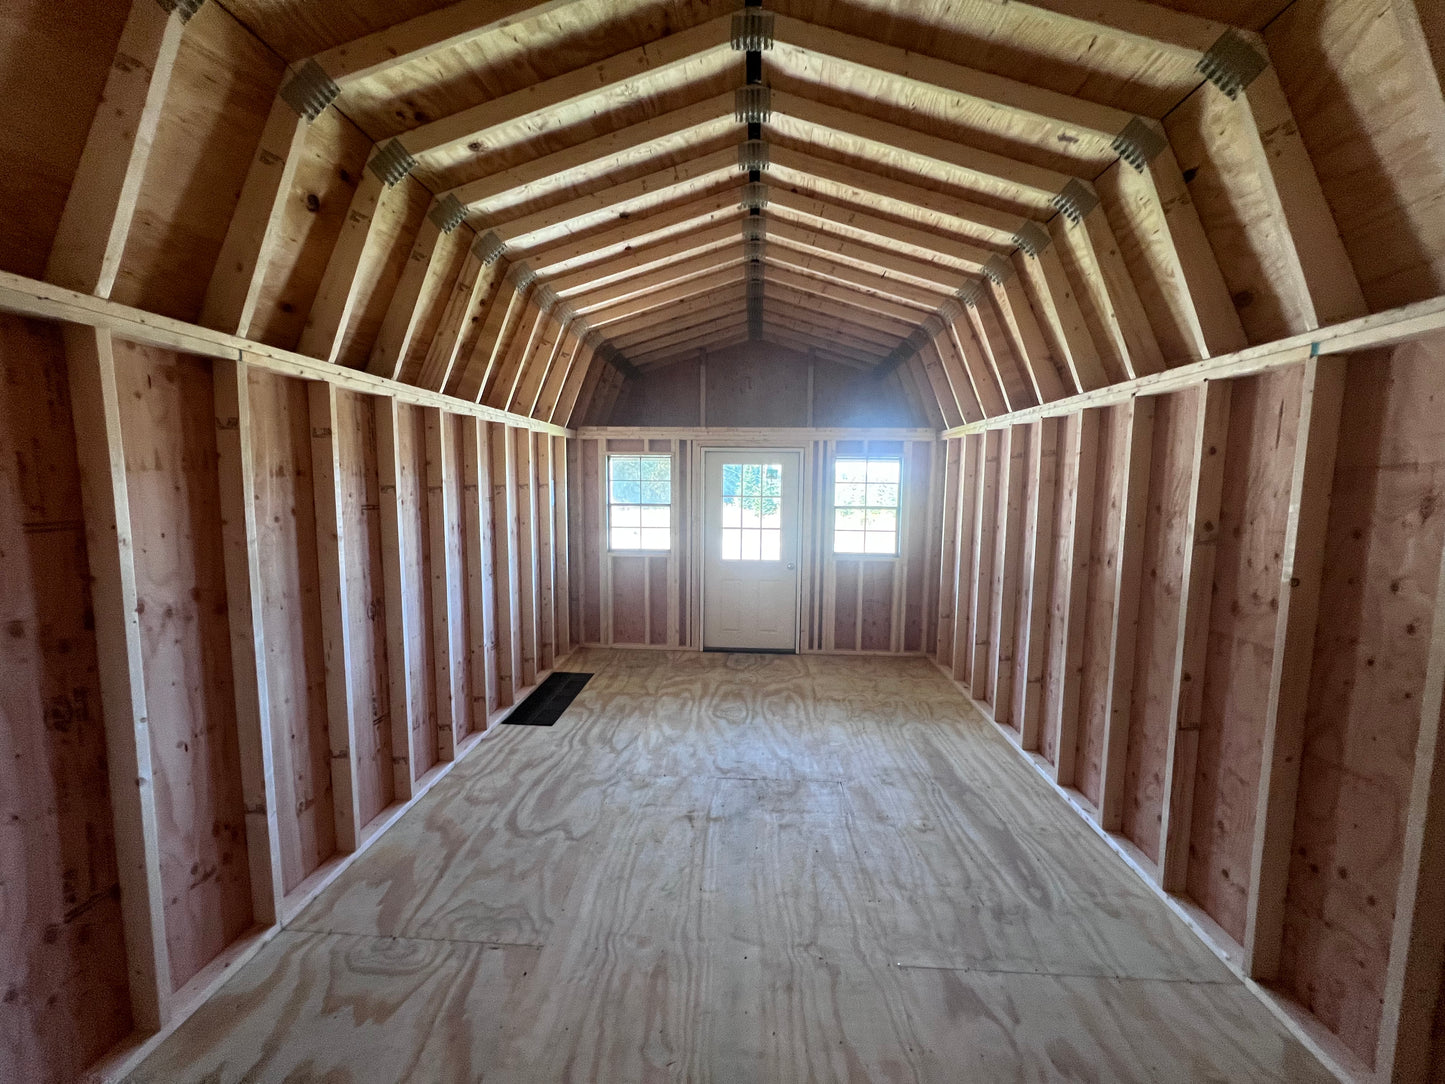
[
  {"x1": 720, "y1": 463, "x2": 784, "y2": 562},
  {"x1": 833, "y1": 457, "x2": 901, "y2": 556},
  {"x1": 609, "y1": 454, "x2": 671, "y2": 551}
]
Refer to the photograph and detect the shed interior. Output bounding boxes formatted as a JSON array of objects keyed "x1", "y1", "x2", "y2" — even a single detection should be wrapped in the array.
[{"x1": 2, "y1": 0, "x2": 1445, "y2": 1081}]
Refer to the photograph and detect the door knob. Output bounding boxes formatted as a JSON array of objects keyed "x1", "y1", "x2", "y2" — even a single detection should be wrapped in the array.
[{"x1": 786, "y1": 562, "x2": 795, "y2": 569}]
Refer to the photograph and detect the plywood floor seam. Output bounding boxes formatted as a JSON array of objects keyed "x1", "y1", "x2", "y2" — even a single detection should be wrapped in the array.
[
  {"x1": 282, "y1": 926, "x2": 549, "y2": 950},
  {"x1": 128, "y1": 649, "x2": 1335, "y2": 1083}
]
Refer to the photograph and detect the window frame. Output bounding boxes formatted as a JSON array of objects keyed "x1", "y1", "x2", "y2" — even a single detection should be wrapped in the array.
[
  {"x1": 718, "y1": 459, "x2": 786, "y2": 563},
  {"x1": 830, "y1": 454, "x2": 904, "y2": 558},
  {"x1": 606, "y1": 452, "x2": 674, "y2": 554}
]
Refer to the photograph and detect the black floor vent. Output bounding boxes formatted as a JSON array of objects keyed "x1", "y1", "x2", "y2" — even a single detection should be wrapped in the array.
[{"x1": 502, "y1": 672, "x2": 592, "y2": 727}]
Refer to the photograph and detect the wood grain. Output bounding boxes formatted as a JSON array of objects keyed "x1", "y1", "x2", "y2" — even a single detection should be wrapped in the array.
[
  {"x1": 0, "y1": 0, "x2": 130, "y2": 279},
  {"x1": 108, "y1": 2, "x2": 281, "y2": 323},
  {"x1": 1267, "y1": 0, "x2": 1445, "y2": 312},
  {"x1": 125, "y1": 928, "x2": 539, "y2": 1084},
  {"x1": 248, "y1": 110, "x2": 371, "y2": 353},
  {"x1": 247, "y1": 368, "x2": 336, "y2": 894},
  {"x1": 0, "y1": 315, "x2": 132, "y2": 1083},
  {"x1": 115, "y1": 341, "x2": 254, "y2": 992},
  {"x1": 131, "y1": 649, "x2": 1334, "y2": 1083},
  {"x1": 1122, "y1": 388, "x2": 1202, "y2": 864},
  {"x1": 1280, "y1": 339, "x2": 1445, "y2": 1062},
  {"x1": 1075, "y1": 403, "x2": 1130, "y2": 809},
  {"x1": 334, "y1": 390, "x2": 395, "y2": 828},
  {"x1": 1187, "y1": 366, "x2": 1304, "y2": 945},
  {"x1": 397, "y1": 403, "x2": 439, "y2": 778}
]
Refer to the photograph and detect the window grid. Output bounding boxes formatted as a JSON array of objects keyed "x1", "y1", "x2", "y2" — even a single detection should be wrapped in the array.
[
  {"x1": 720, "y1": 461, "x2": 783, "y2": 561},
  {"x1": 608, "y1": 454, "x2": 672, "y2": 551},
  {"x1": 833, "y1": 456, "x2": 901, "y2": 556}
]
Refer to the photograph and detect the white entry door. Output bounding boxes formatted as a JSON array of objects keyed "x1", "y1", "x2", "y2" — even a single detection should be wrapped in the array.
[{"x1": 702, "y1": 449, "x2": 802, "y2": 651}]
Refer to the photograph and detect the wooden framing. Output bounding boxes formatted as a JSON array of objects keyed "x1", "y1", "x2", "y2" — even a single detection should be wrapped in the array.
[
  {"x1": 1052, "y1": 408, "x2": 1099, "y2": 786},
  {"x1": 1094, "y1": 396, "x2": 1154, "y2": 831},
  {"x1": 932, "y1": 324, "x2": 1445, "y2": 1082},
  {"x1": 297, "y1": 170, "x2": 389, "y2": 363},
  {"x1": 306, "y1": 382, "x2": 365, "y2": 853},
  {"x1": 526, "y1": 199, "x2": 743, "y2": 274},
  {"x1": 425, "y1": 408, "x2": 467, "y2": 760},
  {"x1": 1012, "y1": 419, "x2": 1058, "y2": 748},
  {"x1": 767, "y1": 147, "x2": 1021, "y2": 242},
  {"x1": 766, "y1": 187, "x2": 996, "y2": 272},
  {"x1": 200, "y1": 98, "x2": 310, "y2": 337},
  {"x1": 212, "y1": 356, "x2": 285, "y2": 925},
  {"x1": 490, "y1": 423, "x2": 520, "y2": 705},
  {"x1": 424, "y1": 253, "x2": 500, "y2": 396},
  {"x1": 63, "y1": 325, "x2": 172, "y2": 1030},
  {"x1": 45, "y1": 1, "x2": 185, "y2": 297},
  {"x1": 1377, "y1": 530, "x2": 1445, "y2": 1081},
  {"x1": 368, "y1": 213, "x2": 463, "y2": 379},
  {"x1": 1155, "y1": 380, "x2": 1231, "y2": 891},
  {"x1": 1242, "y1": 355, "x2": 1346, "y2": 978},
  {"x1": 31, "y1": 317, "x2": 585, "y2": 1082},
  {"x1": 396, "y1": 17, "x2": 735, "y2": 161},
  {"x1": 513, "y1": 427, "x2": 539, "y2": 688},
  {"x1": 375, "y1": 398, "x2": 421, "y2": 800},
  {"x1": 445, "y1": 93, "x2": 737, "y2": 209},
  {"x1": 772, "y1": 91, "x2": 1070, "y2": 202},
  {"x1": 986, "y1": 426, "x2": 1025, "y2": 718},
  {"x1": 490, "y1": 152, "x2": 738, "y2": 250},
  {"x1": 482, "y1": 286, "x2": 552, "y2": 407},
  {"x1": 462, "y1": 416, "x2": 501, "y2": 717},
  {"x1": 766, "y1": 246, "x2": 952, "y2": 309},
  {"x1": 0, "y1": 271, "x2": 570, "y2": 435},
  {"x1": 552, "y1": 226, "x2": 740, "y2": 301}
]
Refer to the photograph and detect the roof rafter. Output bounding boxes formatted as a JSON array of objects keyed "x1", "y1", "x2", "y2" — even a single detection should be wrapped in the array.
[
  {"x1": 766, "y1": 218, "x2": 965, "y2": 291},
  {"x1": 551, "y1": 220, "x2": 741, "y2": 297},
  {"x1": 763, "y1": 304, "x2": 903, "y2": 353},
  {"x1": 768, "y1": 145, "x2": 1023, "y2": 242},
  {"x1": 446, "y1": 94, "x2": 737, "y2": 209},
  {"x1": 310, "y1": 0, "x2": 588, "y2": 87},
  {"x1": 629, "y1": 332, "x2": 753, "y2": 370},
  {"x1": 397, "y1": 17, "x2": 734, "y2": 160},
  {"x1": 572, "y1": 251, "x2": 748, "y2": 313},
  {"x1": 625, "y1": 312, "x2": 750, "y2": 358},
  {"x1": 588, "y1": 267, "x2": 746, "y2": 325},
  {"x1": 766, "y1": 272, "x2": 925, "y2": 327},
  {"x1": 767, "y1": 187, "x2": 996, "y2": 270},
  {"x1": 765, "y1": 281, "x2": 915, "y2": 338},
  {"x1": 608, "y1": 290, "x2": 748, "y2": 344},
  {"x1": 760, "y1": 321, "x2": 887, "y2": 367},
  {"x1": 483, "y1": 148, "x2": 740, "y2": 249},
  {"x1": 527, "y1": 200, "x2": 744, "y2": 274},
  {"x1": 764, "y1": 247, "x2": 949, "y2": 309},
  {"x1": 772, "y1": 92, "x2": 1074, "y2": 203},
  {"x1": 770, "y1": 15, "x2": 1134, "y2": 138}
]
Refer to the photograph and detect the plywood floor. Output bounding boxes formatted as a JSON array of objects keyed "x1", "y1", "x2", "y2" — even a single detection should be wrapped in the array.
[{"x1": 128, "y1": 650, "x2": 1333, "y2": 1083}]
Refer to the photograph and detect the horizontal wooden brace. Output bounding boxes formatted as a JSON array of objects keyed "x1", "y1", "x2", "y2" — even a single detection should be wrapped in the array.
[
  {"x1": 941, "y1": 294, "x2": 1445, "y2": 436},
  {"x1": 0, "y1": 270, "x2": 573, "y2": 437}
]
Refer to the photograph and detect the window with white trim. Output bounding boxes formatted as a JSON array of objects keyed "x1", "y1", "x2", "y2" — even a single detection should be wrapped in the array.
[
  {"x1": 608, "y1": 454, "x2": 672, "y2": 551},
  {"x1": 720, "y1": 461, "x2": 784, "y2": 561},
  {"x1": 832, "y1": 456, "x2": 901, "y2": 555}
]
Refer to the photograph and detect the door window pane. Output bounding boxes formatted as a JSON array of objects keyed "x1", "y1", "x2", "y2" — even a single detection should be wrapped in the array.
[
  {"x1": 609, "y1": 454, "x2": 671, "y2": 550},
  {"x1": 832, "y1": 456, "x2": 902, "y2": 556},
  {"x1": 720, "y1": 462, "x2": 784, "y2": 561}
]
